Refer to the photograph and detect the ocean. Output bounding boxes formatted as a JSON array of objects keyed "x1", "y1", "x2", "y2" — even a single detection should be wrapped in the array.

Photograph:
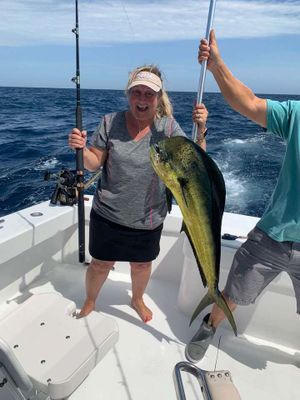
[{"x1": 0, "y1": 86, "x2": 298, "y2": 218}]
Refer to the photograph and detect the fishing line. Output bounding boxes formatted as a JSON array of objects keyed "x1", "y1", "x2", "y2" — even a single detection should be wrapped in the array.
[
  {"x1": 119, "y1": 0, "x2": 136, "y2": 39},
  {"x1": 214, "y1": 335, "x2": 222, "y2": 371}
]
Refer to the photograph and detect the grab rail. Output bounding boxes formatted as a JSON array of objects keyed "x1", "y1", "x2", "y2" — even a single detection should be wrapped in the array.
[
  {"x1": 173, "y1": 361, "x2": 212, "y2": 400},
  {"x1": 173, "y1": 361, "x2": 242, "y2": 400}
]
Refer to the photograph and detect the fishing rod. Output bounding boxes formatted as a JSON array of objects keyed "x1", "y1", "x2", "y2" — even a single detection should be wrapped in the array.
[
  {"x1": 72, "y1": 0, "x2": 85, "y2": 263},
  {"x1": 192, "y1": 0, "x2": 217, "y2": 143}
]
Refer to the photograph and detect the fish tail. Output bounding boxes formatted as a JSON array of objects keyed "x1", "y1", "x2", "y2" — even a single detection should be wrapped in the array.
[
  {"x1": 189, "y1": 290, "x2": 237, "y2": 336},
  {"x1": 189, "y1": 291, "x2": 214, "y2": 326},
  {"x1": 214, "y1": 290, "x2": 237, "y2": 336}
]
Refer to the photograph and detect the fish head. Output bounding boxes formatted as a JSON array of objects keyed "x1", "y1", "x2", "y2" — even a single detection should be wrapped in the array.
[{"x1": 150, "y1": 137, "x2": 185, "y2": 187}]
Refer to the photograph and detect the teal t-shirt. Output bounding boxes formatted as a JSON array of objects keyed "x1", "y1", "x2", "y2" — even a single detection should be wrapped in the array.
[{"x1": 257, "y1": 100, "x2": 300, "y2": 242}]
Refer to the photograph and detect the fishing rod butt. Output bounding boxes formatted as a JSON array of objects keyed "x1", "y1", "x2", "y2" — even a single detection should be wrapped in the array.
[
  {"x1": 77, "y1": 189, "x2": 85, "y2": 263},
  {"x1": 79, "y1": 251, "x2": 85, "y2": 264}
]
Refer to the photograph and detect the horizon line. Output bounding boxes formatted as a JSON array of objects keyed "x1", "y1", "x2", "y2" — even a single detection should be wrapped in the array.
[{"x1": 0, "y1": 85, "x2": 299, "y2": 98}]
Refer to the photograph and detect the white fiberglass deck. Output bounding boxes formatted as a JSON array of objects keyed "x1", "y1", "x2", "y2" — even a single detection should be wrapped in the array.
[
  {"x1": 1, "y1": 262, "x2": 299, "y2": 400},
  {"x1": 0, "y1": 199, "x2": 299, "y2": 399}
]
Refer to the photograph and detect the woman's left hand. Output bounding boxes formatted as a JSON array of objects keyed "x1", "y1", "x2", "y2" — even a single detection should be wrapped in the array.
[{"x1": 192, "y1": 103, "x2": 208, "y2": 133}]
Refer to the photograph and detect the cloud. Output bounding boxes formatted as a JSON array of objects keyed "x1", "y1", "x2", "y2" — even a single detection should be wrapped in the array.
[{"x1": 0, "y1": 0, "x2": 300, "y2": 46}]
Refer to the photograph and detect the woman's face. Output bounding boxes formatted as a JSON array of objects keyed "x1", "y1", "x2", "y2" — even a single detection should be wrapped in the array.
[{"x1": 128, "y1": 85, "x2": 160, "y2": 122}]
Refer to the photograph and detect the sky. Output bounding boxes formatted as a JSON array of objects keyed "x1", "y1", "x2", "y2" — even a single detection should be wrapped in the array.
[{"x1": 0, "y1": 0, "x2": 300, "y2": 94}]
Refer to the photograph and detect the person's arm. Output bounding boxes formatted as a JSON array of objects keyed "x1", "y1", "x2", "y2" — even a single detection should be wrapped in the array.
[
  {"x1": 193, "y1": 103, "x2": 208, "y2": 150},
  {"x1": 68, "y1": 128, "x2": 107, "y2": 172},
  {"x1": 199, "y1": 30, "x2": 267, "y2": 128}
]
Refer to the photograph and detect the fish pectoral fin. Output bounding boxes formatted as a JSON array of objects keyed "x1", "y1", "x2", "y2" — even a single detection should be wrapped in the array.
[
  {"x1": 165, "y1": 187, "x2": 173, "y2": 213},
  {"x1": 181, "y1": 221, "x2": 207, "y2": 288},
  {"x1": 177, "y1": 177, "x2": 189, "y2": 207}
]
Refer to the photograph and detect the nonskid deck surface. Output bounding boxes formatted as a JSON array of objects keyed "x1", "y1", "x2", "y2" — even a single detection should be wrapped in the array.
[{"x1": 1, "y1": 262, "x2": 299, "y2": 400}]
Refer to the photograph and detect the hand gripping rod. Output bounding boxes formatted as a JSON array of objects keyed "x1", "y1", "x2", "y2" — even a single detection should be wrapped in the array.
[{"x1": 192, "y1": 0, "x2": 217, "y2": 142}]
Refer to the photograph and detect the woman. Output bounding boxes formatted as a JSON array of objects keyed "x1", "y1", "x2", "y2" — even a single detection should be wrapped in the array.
[{"x1": 69, "y1": 65, "x2": 208, "y2": 322}]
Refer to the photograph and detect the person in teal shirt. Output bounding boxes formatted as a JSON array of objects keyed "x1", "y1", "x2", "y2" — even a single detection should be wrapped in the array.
[
  {"x1": 257, "y1": 99, "x2": 300, "y2": 242},
  {"x1": 185, "y1": 30, "x2": 300, "y2": 364}
]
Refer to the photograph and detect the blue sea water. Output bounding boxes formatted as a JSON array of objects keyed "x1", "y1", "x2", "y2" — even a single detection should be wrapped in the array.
[{"x1": 0, "y1": 86, "x2": 299, "y2": 218}]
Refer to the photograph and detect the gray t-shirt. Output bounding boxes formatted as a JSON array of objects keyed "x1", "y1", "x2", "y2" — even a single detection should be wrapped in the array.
[{"x1": 91, "y1": 111, "x2": 185, "y2": 229}]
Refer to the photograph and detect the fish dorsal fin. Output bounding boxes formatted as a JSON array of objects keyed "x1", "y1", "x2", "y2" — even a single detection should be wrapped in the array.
[
  {"x1": 193, "y1": 143, "x2": 226, "y2": 280},
  {"x1": 165, "y1": 187, "x2": 173, "y2": 213},
  {"x1": 177, "y1": 177, "x2": 189, "y2": 207},
  {"x1": 181, "y1": 221, "x2": 208, "y2": 288}
]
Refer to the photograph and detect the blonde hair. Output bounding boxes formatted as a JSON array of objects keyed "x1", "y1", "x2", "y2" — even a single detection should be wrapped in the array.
[{"x1": 125, "y1": 65, "x2": 173, "y2": 118}]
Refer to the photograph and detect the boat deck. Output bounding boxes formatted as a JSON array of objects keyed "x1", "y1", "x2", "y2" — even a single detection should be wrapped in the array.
[{"x1": 1, "y1": 262, "x2": 299, "y2": 400}]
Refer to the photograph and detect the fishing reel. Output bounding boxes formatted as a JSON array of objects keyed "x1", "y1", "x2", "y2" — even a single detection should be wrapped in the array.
[
  {"x1": 44, "y1": 168, "x2": 102, "y2": 206},
  {"x1": 44, "y1": 169, "x2": 77, "y2": 206}
]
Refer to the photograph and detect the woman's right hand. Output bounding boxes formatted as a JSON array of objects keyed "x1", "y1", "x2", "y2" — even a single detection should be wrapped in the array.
[{"x1": 68, "y1": 128, "x2": 87, "y2": 150}]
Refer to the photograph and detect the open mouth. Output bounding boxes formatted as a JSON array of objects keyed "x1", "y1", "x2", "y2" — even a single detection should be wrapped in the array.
[{"x1": 136, "y1": 105, "x2": 149, "y2": 112}]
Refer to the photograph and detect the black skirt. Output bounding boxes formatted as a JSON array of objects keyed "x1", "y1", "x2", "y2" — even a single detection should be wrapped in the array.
[{"x1": 89, "y1": 209, "x2": 163, "y2": 262}]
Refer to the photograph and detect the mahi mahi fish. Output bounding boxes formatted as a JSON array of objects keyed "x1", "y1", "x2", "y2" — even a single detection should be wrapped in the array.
[{"x1": 150, "y1": 136, "x2": 237, "y2": 335}]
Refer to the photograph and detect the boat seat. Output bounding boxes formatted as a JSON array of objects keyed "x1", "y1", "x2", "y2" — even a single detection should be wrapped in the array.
[
  {"x1": 0, "y1": 293, "x2": 119, "y2": 399},
  {"x1": 0, "y1": 337, "x2": 35, "y2": 399}
]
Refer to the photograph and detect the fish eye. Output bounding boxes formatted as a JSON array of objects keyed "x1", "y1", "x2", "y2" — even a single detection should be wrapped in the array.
[{"x1": 154, "y1": 144, "x2": 160, "y2": 154}]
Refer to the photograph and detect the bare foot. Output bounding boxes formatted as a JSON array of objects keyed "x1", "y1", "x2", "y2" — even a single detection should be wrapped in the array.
[
  {"x1": 131, "y1": 298, "x2": 153, "y2": 323},
  {"x1": 76, "y1": 299, "x2": 95, "y2": 318}
]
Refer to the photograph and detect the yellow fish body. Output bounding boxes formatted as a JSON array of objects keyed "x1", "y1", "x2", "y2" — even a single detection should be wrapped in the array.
[{"x1": 150, "y1": 136, "x2": 237, "y2": 335}]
